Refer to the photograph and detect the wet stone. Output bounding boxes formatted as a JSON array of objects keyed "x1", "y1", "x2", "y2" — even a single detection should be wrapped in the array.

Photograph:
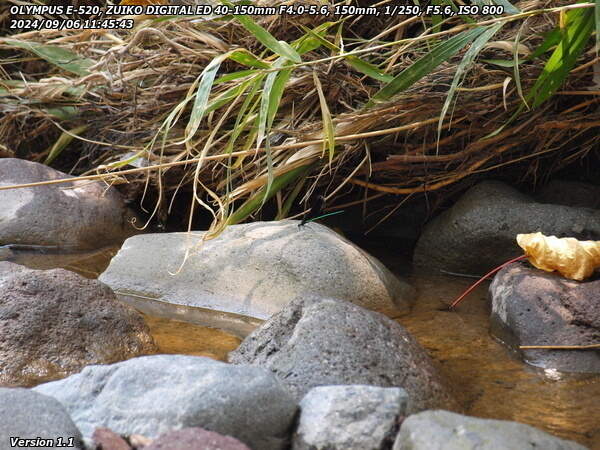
[
  {"x1": 489, "y1": 263, "x2": 600, "y2": 373},
  {"x1": 229, "y1": 296, "x2": 456, "y2": 414},
  {"x1": 0, "y1": 262, "x2": 157, "y2": 387}
]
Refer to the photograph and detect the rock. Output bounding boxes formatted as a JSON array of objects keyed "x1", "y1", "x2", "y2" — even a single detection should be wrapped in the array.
[
  {"x1": 393, "y1": 410, "x2": 587, "y2": 450},
  {"x1": 145, "y1": 427, "x2": 251, "y2": 450},
  {"x1": 229, "y1": 296, "x2": 455, "y2": 413},
  {"x1": 0, "y1": 158, "x2": 138, "y2": 251},
  {"x1": 0, "y1": 387, "x2": 84, "y2": 449},
  {"x1": 293, "y1": 385, "x2": 408, "y2": 450},
  {"x1": 489, "y1": 263, "x2": 600, "y2": 373},
  {"x1": 92, "y1": 428, "x2": 131, "y2": 450},
  {"x1": 0, "y1": 262, "x2": 157, "y2": 387},
  {"x1": 34, "y1": 354, "x2": 297, "y2": 450},
  {"x1": 414, "y1": 180, "x2": 600, "y2": 274},
  {"x1": 536, "y1": 180, "x2": 600, "y2": 209},
  {"x1": 99, "y1": 221, "x2": 415, "y2": 337}
]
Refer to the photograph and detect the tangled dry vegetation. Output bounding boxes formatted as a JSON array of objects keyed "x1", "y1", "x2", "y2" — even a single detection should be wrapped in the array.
[{"x1": 0, "y1": 0, "x2": 599, "y2": 234}]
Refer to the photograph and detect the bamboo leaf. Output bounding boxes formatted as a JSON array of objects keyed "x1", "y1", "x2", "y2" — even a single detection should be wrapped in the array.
[
  {"x1": 313, "y1": 71, "x2": 336, "y2": 164},
  {"x1": 228, "y1": 49, "x2": 270, "y2": 69},
  {"x1": 4, "y1": 40, "x2": 93, "y2": 76},
  {"x1": 368, "y1": 27, "x2": 488, "y2": 106},
  {"x1": 438, "y1": 23, "x2": 503, "y2": 143},
  {"x1": 257, "y1": 58, "x2": 292, "y2": 201},
  {"x1": 225, "y1": 165, "x2": 312, "y2": 225},
  {"x1": 184, "y1": 52, "x2": 229, "y2": 144},
  {"x1": 44, "y1": 125, "x2": 88, "y2": 164},
  {"x1": 526, "y1": 7, "x2": 594, "y2": 109},
  {"x1": 220, "y1": 0, "x2": 301, "y2": 62}
]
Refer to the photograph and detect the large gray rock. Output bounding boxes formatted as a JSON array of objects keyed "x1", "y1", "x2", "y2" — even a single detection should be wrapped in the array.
[
  {"x1": 229, "y1": 296, "x2": 456, "y2": 414},
  {"x1": 0, "y1": 388, "x2": 84, "y2": 449},
  {"x1": 0, "y1": 158, "x2": 138, "y2": 250},
  {"x1": 393, "y1": 410, "x2": 587, "y2": 450},
  {"x1": 535, "y1": 180, "x2": 600, "y2": 209},
  {"x1": 0, "y1": 262, "x2": 157, "y2": 387},
  {"x1": 99, "y1": 221, "x2": 415, "y2": 337},
  {"x1": 489, "y1": 263, "x2": 600, "y2": 373},
  {"x1": 293, "y1": 385, "x2": 408, "y2": 450},
  {"x1": 414, "y1": 181, "x2": 600, "y2": 274},
  {"x1": 34, "y1": 354, "x2": 298, "y2": 450}
]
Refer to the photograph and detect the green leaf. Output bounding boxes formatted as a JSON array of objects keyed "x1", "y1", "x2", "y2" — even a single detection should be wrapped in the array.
[
  {"x1": 225, "y1": 164, "x2": 312, "y2": 225},
  {"x1": 44, "y1": 106, "x2": 79, "y2": 120},
  {"x1": 44, "y1": 125, "x2": 87, "y2": 164},
  {"x1": 184, "y1": 53, "x2": 229, "y2": 143},
  {"x1": 368, "y1": 27, "x2": 488, "y2": 106},
  {"x1": 526, "y1": 7, "x2": 594, "y2": 109},
  {"x1": 228, "y1": 49, "x2": 270, "y2": 69},
  {"x1": 257, "y1": 58, "x2": 293, "y2": 201},
  {"x1": 215, "y1": 69, "x2": 258, "y2": 84},
  {"x1": 4, "y1": 40, "x2": 93, "y2": 76},
  {"x1": 221, "y1": 0, "x2": 301, "y2": 63},
  {"x1": 300, "y1": 25, "x2": 393, "y2": 82},
  {"x1": 438, "y1": 23, "x2": 503, "y2": 142},
  {"x1": 313, "y1": 71, "x2": 336, "y2": 164},
  {"x1": 595, "y1": 0, "x2": 600, "y2": 57}
]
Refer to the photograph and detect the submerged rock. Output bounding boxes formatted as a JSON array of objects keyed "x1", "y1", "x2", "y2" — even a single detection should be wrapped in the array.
[
  {"x1": 0, "y1": 388, "x2": 84, "y2": 450},
  {"x1": 414, "y1": 180, "x2": 600, "y2": 274},
  {"x1": 0, "y1": 158, "x2": 138, "y2": 251},
  {"x1": 99, "y1": 221, "x2": 415, "y2": 337},
  {"x1": 0, "y1": 262, "x2": 157, "y2": 387},
  {"x1": 489, "y1": 263, "x2": 600, "y2": 373},
  {"x1": 229, "y1": 296, "x2": 456, "y2": 413},
  {"x1": 34, "y1": 354, "x2": 297, "y2": 450},
  {"x1": 293, "y1": 385, "x2": 408, "y2": 450},
  {"x1": 393, "y1": 410, "x2": 586, "y2": 450}
]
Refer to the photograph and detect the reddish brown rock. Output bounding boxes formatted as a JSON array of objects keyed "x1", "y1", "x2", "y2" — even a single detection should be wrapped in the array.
[
  {"x1": 489, "y1": 263, "x2": 600, "y2": 373},
  {"x1": 0, "y1": 262, "x2": 157, "y2": 386},
  {"x1": 144, "y1": 427, "x2": 251, "y2": 450},
  {"x1": 92, "y1": 428, "x2": 131, "y2": 450}
]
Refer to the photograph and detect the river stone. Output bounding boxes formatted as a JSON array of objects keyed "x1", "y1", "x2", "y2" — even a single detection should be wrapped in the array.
[
  {"x1": 489, "y1": 263, "x2": 600, "y2": 373},
  {"x1": 229, "y1": 296, "x2": 456, "y2": 414},
  {"x1": 0, "y1": 158, "x2": 138, "y2": 250},
  {"x1": 145, "y1": 427, "x2": 251, "y2": 450},
  {"x1": 0, "y1": 387, "x2": 84, "y2": 449},
  {"x1": 414, "y1": 180, "x2": 600, "y2": 274},
  {"x1": 34, "y1": 354, "x2": 297, "y2": 450},
  {"x1": 293, "y1": 385, "x2": 408, "y2": 450},
  {"x1": 393, "y1": 410, "x2": 587, "y2": 450},
  {"x1": 535, "y1": 180, "x2": 600, "y2": 209},
  {"x1": 99, "y1": 221, "x2": 415, "y2": 337},
  {"x1": 0, "y1": 262, "x2": 157, "y2": 387}
]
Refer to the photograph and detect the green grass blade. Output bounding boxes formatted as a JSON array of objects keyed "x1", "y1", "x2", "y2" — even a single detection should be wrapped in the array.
[
  {"x1": 313, "y1": 71, "x2": 336, "y2": 164},
  {"x1": 225, "y1": 164, "x2": 313, "y2": 225},
  {"x1": 526, "y1": 7, "x2": 594, "y2": 109},
  {"x1": 184, "y1": 53, "x2": 229, "y2": 143},
  {"x1": 595, "y1": 0, "x2": 600, "y2": 56},
  {"x1": 220, "y1": 0, "x2": 301, "y2": 63},
  {"x1": 367, "y1": 27, "x2": 488, "y2": 106},
  {"x1": 228, "y1": 49, "x2": 270, "y2": 69},
  {"x1": 438, "y1": 23, "x2": 503, "y2": 143},
  {"x1": 257, "y1": 59, "x2": 292, "y2": 201},
  {"x1": 4, "y1": 40, "x2": 93, "y2": 76},
  {"x1": 44, "y1": 125, "x2": 88, "y2": 165},
  {"x1": 300, "y1": 25, "x2": 393, "y2": 82}
]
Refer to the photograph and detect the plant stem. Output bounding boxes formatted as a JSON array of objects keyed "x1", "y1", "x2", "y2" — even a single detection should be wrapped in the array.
[{"x1": 449, "y1": 254, "x2": 528, "y2": 310}]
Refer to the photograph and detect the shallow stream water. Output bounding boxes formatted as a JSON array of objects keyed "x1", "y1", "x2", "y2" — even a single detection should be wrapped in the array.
[{"x1": 4, "y1": 241, "x2": 599, "y2": 448}]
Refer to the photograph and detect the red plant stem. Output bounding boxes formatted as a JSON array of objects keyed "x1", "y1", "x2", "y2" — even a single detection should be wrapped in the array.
[{"x1": 449, "y1": 254, "x2": 528, "y2": 310}]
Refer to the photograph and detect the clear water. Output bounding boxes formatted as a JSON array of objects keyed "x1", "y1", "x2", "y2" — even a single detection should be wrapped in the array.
[{"x1": 3, "y1": 241, "x2": 599, "y2": 448}]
